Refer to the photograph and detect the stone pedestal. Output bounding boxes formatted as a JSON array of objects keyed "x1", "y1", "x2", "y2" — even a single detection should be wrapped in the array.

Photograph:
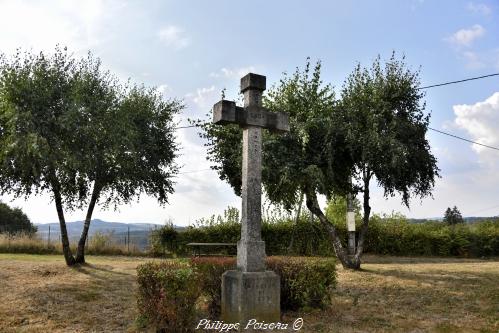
[{"x1": 221, "y1": 270, "x2": 280, "y2": 325}]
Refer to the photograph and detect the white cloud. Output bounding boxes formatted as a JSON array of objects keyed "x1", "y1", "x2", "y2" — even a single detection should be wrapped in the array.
[
  {"x1": 467, "y1": 2, "x2": 492, "y2": 16},
  {"x1": 210, "y1": 66, "x2": 257, "y2": 79},
  {"x1": 186, "y1": 86, "x2": 219, "y2": 110},
  {"x1": 454, "y1": 92, "x2": 499, "y2": 163},
  {"x1": 461, "y1": 51, "x2": 486, "y2": 69},
  {"x1": 156, "y1": 84, "x2": 172, "y2": 97},
  {"x1": 447, "y1": 24, "x2": 485, "y2": 47},
  {"x1": 0, "y1": 0, "x2": 123, "y2": 54},
  {"x1": 157, "y1": 25, "x2": 190, "y2": 50}
]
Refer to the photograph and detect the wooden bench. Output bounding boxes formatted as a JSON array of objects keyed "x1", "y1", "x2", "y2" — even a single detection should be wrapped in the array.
[{"x1": 186, "y1": 242, "x2": 237, "y2": 256}]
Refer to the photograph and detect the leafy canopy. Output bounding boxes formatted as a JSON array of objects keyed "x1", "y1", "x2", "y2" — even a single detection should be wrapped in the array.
[
  {"x1": 0, "y1": 202, "x2": 37, "y2": 235},
  {"x1": 0, "y1": 47, "x2": 181, "y2": 209},
  {"x1": 340, "y1": 53, "x2": 439, "y2": 205}
]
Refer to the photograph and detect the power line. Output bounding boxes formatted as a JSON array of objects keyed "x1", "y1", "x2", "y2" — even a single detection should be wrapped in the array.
[
  {"x1": 428, "y1": 127, "x2": 499, "y2": 151},
  {"x1": 419, "y1": 73, "x2": 499, "y2": 90}
]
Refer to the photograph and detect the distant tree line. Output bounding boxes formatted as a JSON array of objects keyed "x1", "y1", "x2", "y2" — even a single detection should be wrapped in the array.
[{"x1": 0, "y1": 202, "x2": 36, "y2": 235}]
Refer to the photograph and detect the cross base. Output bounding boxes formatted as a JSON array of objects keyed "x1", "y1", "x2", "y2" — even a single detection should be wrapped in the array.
[
  {"x1": 221, "y1": 270, "x2": 280, "y2": 329},
  {"x1": 237, "y1": 240, "x2": 266, "y2": 272}
]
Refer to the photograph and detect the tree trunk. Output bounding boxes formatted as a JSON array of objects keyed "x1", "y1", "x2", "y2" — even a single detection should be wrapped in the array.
[
  {"x1": 53, "y1": 186, "x2": 76, "y2": 266},
  {"x1": 75, "y1": 183, "x2": 101, "y2": 264},
  {"x1": 354, "y1": 172, "x2": 371, "y2": 263},
  {"x1": 287, "y1": 191, "x2": 304, "y2": 253},
  {"x1": 305, "y1": 189, "x2": 359, "y2": 269}
]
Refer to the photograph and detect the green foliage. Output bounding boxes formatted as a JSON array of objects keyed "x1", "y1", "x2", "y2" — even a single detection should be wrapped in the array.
[
  {"x1": 189, "y1": 256, "x2": 336, "y2": 314},
  {"x1": 153, "y1": 208, "x2": 499, "y2": 258},
  {"x1": 150, "y1": 221, "x2": 179, "y2": 256},
  {"x1": 325, "y1": 195, "x2": 362, "y2": 227},
  {"x1": 0, "y1": 47, "x2": 181, "y2": 207},
  {"x1": 364, "y1": 213, "x2": 499, "y2": 257},
  {"x1": 190, "y1": 256, "x2": 235, "y2": 318},
  {"x1": 173, "y1": 209, "x2": 333, "y2": 256},
  {"x1": 340, "y1": 53, "x2": 439, "y2": 206},
  {"x1": 0, "y1": 202, "x2": 37, "y2": 235},
  {"x1": 444, "y1": 206, "x2": 464, "y2": 225},
  {"x1": 267, "y1": 256, "x2": 336, "y2": 310},
  {"x1": 0, "y1": 47, "x2": 181, "y2": 264},
  {"x1": 136, "y1": 261, "x2": 201, "y2": 332}
]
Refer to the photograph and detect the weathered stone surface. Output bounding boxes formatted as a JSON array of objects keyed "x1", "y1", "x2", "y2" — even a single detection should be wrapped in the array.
[
  {"x1": 237, "y1": 240, "x2": 266, "y2": 272},
  {"x1": 213, "y1": 101, "x2": 289, "y2": 132},
  {"x1": 222, "y1": 270, "x2": 280, "y2": 325},
  {"x1": 214, "y1": 73, "x2": 288, "y2": 325},
  {"x1": 213, "y1": 100, "x2": 237, "y2": 125},
  {"x1": 240, "y1": 73, "x2": 266, "y2": 93},
  {"x1": 240, "y1": 106, "x2": 290, "y2": 132},
  {"x1": 241, "y1": 126, "x2": 262, "y2": 245}
]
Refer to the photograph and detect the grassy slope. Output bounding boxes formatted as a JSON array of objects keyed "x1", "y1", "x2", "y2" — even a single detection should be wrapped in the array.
[{"x1": 0, "y1": 254, "x2": 497, "y2": 332}]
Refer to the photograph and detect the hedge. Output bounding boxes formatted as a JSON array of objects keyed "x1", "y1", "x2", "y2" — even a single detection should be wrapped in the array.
[
  {"x1": 137, "y1": 256, "x2": 337, "y2": 331},
  {"x1": 152, "y1": 215, "x2": 499, "y2": 257},
  {"x1": 136, "y1": 261, "x2": 201, "y2": 332}
]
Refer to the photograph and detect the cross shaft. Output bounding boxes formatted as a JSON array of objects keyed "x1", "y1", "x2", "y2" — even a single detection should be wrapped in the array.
[{"x1": 212, "y1": 73, "x2": 289, "y2": 272}]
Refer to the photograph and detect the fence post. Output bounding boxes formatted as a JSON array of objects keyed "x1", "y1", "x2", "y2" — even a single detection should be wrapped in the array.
[
  {"x1": 48, "y1": 225, "x2": 51, "y2": 247},
  {"x1": 127, "y1": 225, "x2": 130, "y2": 254}
]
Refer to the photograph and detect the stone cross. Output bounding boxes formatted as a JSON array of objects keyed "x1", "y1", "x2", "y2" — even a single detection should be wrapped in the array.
[
  {"x1": 213, "y1": 73, "x2": 289, "y2": 272},
  {"x1": 213, "y1": 73, "x2": 289, "y2": 325}
]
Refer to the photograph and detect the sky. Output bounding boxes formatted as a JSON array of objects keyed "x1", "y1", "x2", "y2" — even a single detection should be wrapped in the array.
[{"x1": 0, "y1": 0, "x2": 499, "y2": 225}]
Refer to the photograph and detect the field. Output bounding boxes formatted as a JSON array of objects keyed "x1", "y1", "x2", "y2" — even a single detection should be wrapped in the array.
[{"x1": 0, "y1": 254, "x2": 497, "y2": 333}]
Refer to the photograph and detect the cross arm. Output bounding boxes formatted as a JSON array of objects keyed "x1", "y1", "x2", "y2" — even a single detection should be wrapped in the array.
[{"x1": 213, "y1": 100, "x2": 290, "y2": 133}]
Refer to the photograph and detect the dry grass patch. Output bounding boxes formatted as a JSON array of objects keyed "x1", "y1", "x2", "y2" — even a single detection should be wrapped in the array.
[
  {"x1": 288, "y1": 255, "x2": 499, "y2": 333},
  {"x1": 0, "y1": 254, "x2": 153, "y2": 333},
  {"x1": 0, "y1": 254, "x2": 497, "y2": 332}
]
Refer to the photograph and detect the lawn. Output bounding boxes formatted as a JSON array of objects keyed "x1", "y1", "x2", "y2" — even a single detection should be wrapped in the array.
[{"x1": 0, "y1": 254, "x2": 497, "y2": 332}]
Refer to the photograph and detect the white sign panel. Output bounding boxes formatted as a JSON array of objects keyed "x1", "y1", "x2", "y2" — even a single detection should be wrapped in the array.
[{"x1": 347, "y1": 212, "x2": 355, "y2": 231}]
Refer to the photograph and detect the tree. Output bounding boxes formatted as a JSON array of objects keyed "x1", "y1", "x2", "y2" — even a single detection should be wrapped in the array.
[
  {"x1": 0, "y1": 202, "x2": 37, "y2": 235},
  {"x1": 444, "y1": 206, "x2": 464, "y2": 225},
  {"x1": 337, "y1": 53, "x2": 440, "y2": 268},
  {"x1": 0, "y1": 47, "x2": 181, "y2": 265},
  {"x1": 195, "y1": 55, "x2": 439, "y2": 270}
]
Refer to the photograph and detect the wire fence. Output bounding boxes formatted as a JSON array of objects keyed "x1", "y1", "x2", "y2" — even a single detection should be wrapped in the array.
[{"x1": 0, "y1": 223, "x2": 159, "y2": 255}]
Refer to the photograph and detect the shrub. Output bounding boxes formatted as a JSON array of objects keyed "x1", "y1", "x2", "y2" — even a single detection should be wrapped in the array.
[
  {"x1": 150, "y1": 222, "x2": 179, "y2": 256},
  {"x1": 190, "y1": 256, "x2": 336, "y2": 316},
  {"x1": 267, "y1": 256, "x2": 336, "y2": 310},
  {"x1": 190, "y1": 257, "x2": 236, "y2": 318},
  {"x1": 137, "y1": 261, "x2": 201, "y2": 332}
]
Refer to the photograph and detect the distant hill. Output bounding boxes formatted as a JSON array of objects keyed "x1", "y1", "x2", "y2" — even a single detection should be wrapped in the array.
[
  {"x1": 35, "y1": 219, "x2": 185, "y2": 251},
  {"x1": 36, "y1": 219, "x2": 162, "y2": 239}
]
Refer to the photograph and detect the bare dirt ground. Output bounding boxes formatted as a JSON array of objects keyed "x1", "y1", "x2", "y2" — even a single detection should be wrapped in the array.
[{"x1": 0, "y1": 254, "x2": 497, "y2": 333}]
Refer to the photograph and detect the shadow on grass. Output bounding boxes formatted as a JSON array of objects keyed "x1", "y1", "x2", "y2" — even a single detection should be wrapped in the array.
[{"x1": 360, "y1": 254, "x2": 499, "y2": 265}]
